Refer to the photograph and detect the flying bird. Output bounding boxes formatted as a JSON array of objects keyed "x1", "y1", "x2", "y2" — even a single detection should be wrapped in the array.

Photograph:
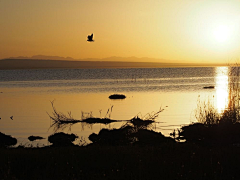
[
  {"x1": 87, "y1": 33, "x2": 94, "y2": 42},
  {"x1": 10, "y1": 116, "x2": 13, "y2": 120}
]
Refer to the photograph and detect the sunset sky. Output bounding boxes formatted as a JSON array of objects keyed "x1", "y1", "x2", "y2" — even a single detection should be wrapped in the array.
[{"x1": 1, "y1": 0, "x2": 240, "y2": 64}]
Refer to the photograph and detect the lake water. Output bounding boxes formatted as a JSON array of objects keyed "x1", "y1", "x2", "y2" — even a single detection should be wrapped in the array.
[{"x1": 0, "y1": 66, "x2": 230, "y2": 146}]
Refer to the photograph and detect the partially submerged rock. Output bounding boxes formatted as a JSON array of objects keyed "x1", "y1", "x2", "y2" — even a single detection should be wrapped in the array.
[
  {"x1": 130, "y1": 116, "x2": 154, "y2": 129},
  {"x1": 48, "y1": 132, "x2": 78, "y2": 147},
  {"x1": 82, "y1": 117, "x2": 117, "y2": 125},
  {"x1": 0, "y1": 132, "x2": 17, "y2": 147},
  {"x1": 203, "y1": 86, "x2": 215, "y2": 89},
  {"x1": 109, "y1": 94, "x2": 126, "y2": 99},
  {"x1": 28, "y1": 135, "x2": 44, "y2": 141}
]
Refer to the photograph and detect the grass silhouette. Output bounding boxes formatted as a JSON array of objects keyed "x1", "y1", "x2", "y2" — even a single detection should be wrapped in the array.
[{"x1": 177, "y1": 66, "x2": 240, "y2": 146}]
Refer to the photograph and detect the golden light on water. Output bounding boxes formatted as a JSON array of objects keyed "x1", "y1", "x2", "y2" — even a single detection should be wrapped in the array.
[{"x1": 215, "y1": 67, "x2": 229, "y2": 113}]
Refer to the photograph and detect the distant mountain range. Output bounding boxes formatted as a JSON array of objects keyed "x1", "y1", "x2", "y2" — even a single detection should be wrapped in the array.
[
  {"x1": 3, "y1": 55, "x2": 170, "y2": 63},
  {"x1": 0, "y1": 55, "x2": 224, "y2": 70},
  {"x1": 4, "y1": 55, "x2": 75, "y2": 61}
]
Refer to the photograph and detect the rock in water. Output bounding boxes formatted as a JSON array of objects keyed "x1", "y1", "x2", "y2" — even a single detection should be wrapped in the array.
[
  {"x1": 28, "y1": 135, "x2": 44, "y2": 141},
  {"x1": 109, "y1": 94, "x2": 126, "y2": 99}
]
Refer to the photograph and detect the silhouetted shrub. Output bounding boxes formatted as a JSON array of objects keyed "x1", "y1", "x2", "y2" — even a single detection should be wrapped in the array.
[
  {"x1": 89, "y1": 125, "x2": 175, "y2": 146},
  {"x1": 0, "y1": 132, "x2": 17, "y2": 147},
  {"x1": 89, "y1": 126, "x2": 133, "y2": 146},
  {"x1": 178, "y1": 122, "x2": 240, "y2": 146},
  {"x1": 178, "y1": 123, "x2": 211, "y2": 143},
  {"x1": 48, "y1": 132, "x2": 78, "y2": 147},
  {"x1": 134, "y1": 129, "x2": 175, "y2": 146}
]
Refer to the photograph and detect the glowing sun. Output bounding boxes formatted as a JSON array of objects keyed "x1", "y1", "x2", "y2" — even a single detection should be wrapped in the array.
[{"x1": 213, "y1": 25, "x2": 231, "y2": 43}]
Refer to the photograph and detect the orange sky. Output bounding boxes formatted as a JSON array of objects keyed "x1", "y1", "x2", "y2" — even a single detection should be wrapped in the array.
[{"x1": 1, "y1": 0, "x2": 240, "y2": 64}]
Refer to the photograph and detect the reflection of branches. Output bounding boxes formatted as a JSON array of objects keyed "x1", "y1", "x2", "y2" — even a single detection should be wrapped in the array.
[
  {"x1": 80, "y1": 123, "x2": 93, "y2": 131},
  {"x1": 47, "y1": 101, "x2": 165, "y2": 133},
  {"x1": 47, "y1": 101, "x2": 118, "y2": 132},
  {"x1": 47, "y1": 100, "x2": 81, "y2": 132}
]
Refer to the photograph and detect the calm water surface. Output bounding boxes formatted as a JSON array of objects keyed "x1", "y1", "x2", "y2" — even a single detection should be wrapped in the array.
[{"x1": 0, "y1": 67, "x2": 229, "y2": 146}]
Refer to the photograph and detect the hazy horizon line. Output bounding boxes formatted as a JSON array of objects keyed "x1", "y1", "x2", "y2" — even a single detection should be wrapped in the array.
[
  {"x1": 0, "y1": 58, "x2": 227, "y2": 70},
  {"x1": 1, "y1": 55, "x2": 184, "y2": 63},
  {"x1": 1, "y1": 55, "x2": 223, "y2": 65}
]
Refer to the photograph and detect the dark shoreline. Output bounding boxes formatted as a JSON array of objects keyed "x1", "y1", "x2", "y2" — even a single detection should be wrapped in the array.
[{"x1": 1, "y1": 144, "x2": 240, "y2": 180}]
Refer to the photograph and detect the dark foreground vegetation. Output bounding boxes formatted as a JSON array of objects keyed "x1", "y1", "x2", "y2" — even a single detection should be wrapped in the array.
[
  {"x1": 2, "y1": 117, "x2": 240, "y2": 180},
  {"x1": 2, "y1": 112, "x2": 240, "y2": 180},
  {"x1": 2, "y1": 143, "x2": 240, "y2": 180}
]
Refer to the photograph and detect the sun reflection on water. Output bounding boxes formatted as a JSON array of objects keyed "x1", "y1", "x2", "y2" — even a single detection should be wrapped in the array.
[{"x1": 215, "y1": 67, "x2": 229, "y2": 113}]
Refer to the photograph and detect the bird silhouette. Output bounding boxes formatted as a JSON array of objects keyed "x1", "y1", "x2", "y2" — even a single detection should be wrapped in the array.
[
  {"x1": 10, "y1": 116, "x2": 13, "y2": 120},
  {"x1": 87, "y1": 33, "x2": 94, "y2": 42}
]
